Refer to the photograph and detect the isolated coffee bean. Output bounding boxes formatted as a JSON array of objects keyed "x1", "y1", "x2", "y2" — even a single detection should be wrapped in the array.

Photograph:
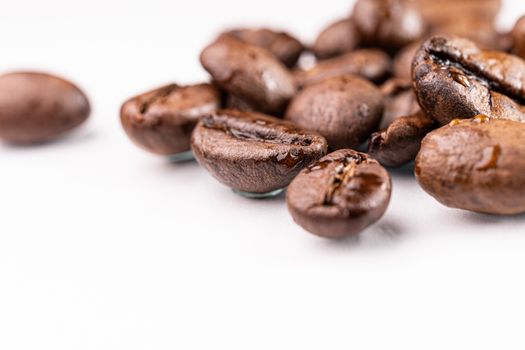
[
  {"x1": 191, "y1": 109, "x2": 328, "y2": 195},
  {"x1": 380, "y1": 78, "x2": 420, "y2": 129},
  {"x1": 285, "y1": 75, "x2": 384, "y2": 150},
  {"x1": 0, "y1": 72, "x2": 90, "y2": 144},
  {"x1": 222, "y1": 28, "x2": 304, "y2": 68},
  {"x1": 512, "y1": 16, "x2": 525, "y2": 60},
  {"x1": 352, "y1": 0, "x2": 426, "y2": 52},
  {"x1": 416, "y1": 116, "x2": 525, "y2": 215},
  {"x1": 294, "y1": 49, "x2": 391, "y2": 88},
  {"x1": 200, "y1": 36, "x2": 296, "y2": 115},
  {"x1": 120, "y1": 83, "x2": 221, "y2": 156},
  {"x1": 313, "y1": 19, "x2": 360, "y2": 59},
  {"x1": 369, "y1": 111, "x2": 435, "y2": 167},
  {"x1": 393, "y1": 42, "x2": 421, "y2": 80},
  {"x1": 413, "y1": 36, "x2": 525, "y2": 125},
  {"x1": 287, "y1": 149, "x2": 392, "y2": 239}
]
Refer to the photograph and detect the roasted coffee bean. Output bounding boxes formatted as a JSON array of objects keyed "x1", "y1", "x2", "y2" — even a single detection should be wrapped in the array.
[
  {"x1": 120, "y1": 83, "x2": 221, "y2": 156},
  {"x1": 221, "y1": 28, "x2": 304, "y2": 68},
  {"x1": 413, "y1": 35, "x2": 525, "y2": 125},
  {"x1": 285, "y1": 75, "x2": 384, "y2": 150},
  {"x1": 415, "y1": 116, "x2": 525, "y2": 215},
  {"x1": 414, "y1": 0, "x2": 501, "y2": 29},
  {"x1": 294, "y1": 49, "x2": 391, "y2": 88},
  {"x1": 369, "y1": 111, "x2": 435, "y2": 167},
  {"x1": 287, "y1": 149, "x2": 391, "y2": 239},
  {"x1": 0, "y1": 72, "x2": 90, "y2": 144},
  {"x1": 512, "y1": 15, "x2": 525, "y2": 60},
  {"x1": 224, "y1": 93, "x2": 258, "y2": 113},
  {"x1": 313, "y1": 18, "x2": 360, "y2": 59},
  {"x1": 393, "y1": 42, "x2": 421, "y2": 80},
  {"x1": 432, "y1": 17, "x2": 499, "y2": 49},
  {"x1": 191, "y1": 109, "x2": 328, "y2": 195},
  {"x1": 200, "y1": 36, "x2": 296, "y2": 115},
  {"x1": 352, "y1": 0, "x2": 426, "y2": 52},
  {"x1": 380, "y1": 78, "x2": 420, "y2": 129}
]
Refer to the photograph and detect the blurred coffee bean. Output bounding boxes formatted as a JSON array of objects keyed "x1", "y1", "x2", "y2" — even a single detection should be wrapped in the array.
[
  {"x1": 200, "y1": 36, "x2": 296, "y2": 115},
  {"x1": 312, "y1": 18, "x2": 360, "y2": 59},
  {"x1": 432, "y1": 17, "x2": 499, "y2": 49},
  {"x1": 380, "y1": 78, "x2": 420, "y2": 129},
  {"x1": 0, "y1": 72, "x2": 90, "y2": 144},
  {"x1": 413, "y1": 36, "x2": 525, "y2": 125},
  {"x1": 286, "y1": 75, "x2": 384, "y2": 150},
  {"x1": 120, "y1": 83, "x2": 220, "y2": 156},
  {"x1": 352, "y1": 0, "x2": 426, "y2": 52},
  {"x1": 191, "y1": 109, "x2": 328, "y2": 195},
  {"x1": 512, "y1": 15, "x2": 525, "y2": 60},
  {"x1": 393, "y1": 41, "x2": 421, "y2": 80},
  {"x1": 287, "y1": 149, "x2": 392, "y2": 239},
  {"x1": 416, "y1": 116, "x2": 525, "y2": 215},
  {"x1": 222, "y1": 28, "x2": 304, "y2": 68},
  {"x1": 414, "y1": 0, "x2": 501, "y2": 28},
  {"x1": 369, "y1": 111, "x2": 435, "y2": 167},
  {"x1": 294, "y1": 49, "x2": 391, "y2": 88}
]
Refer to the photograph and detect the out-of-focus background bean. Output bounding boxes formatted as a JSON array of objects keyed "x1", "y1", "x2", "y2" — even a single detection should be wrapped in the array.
[{"x1": 1, "y1": 1, "x2": 525, "y2": 349}]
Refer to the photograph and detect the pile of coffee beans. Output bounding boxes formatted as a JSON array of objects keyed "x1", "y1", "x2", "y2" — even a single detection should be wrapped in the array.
[{"x1": 2, "y1": 0, "x2": 525, "y2": 239}]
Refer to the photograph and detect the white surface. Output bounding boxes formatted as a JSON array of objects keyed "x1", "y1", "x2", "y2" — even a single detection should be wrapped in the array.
[{"x1": 1, "y1": 1, "x2": 525, "y2": 349}]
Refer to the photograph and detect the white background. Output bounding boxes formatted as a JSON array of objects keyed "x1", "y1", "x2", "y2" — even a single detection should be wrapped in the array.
[{"x1": 1, "y1": 1, "x2": 525, "y2": 349}]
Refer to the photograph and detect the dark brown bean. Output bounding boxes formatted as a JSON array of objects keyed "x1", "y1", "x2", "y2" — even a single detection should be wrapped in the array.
[
  {"x1": 221, "y1": 28, "x2": 304, "y2": 68},
  {"x1": 379, "y1": 78, "x2": 420, "y2": 129},
  {"x1": 413, "y1": 35, "x2": 525, "y2": 125},
  {"x1": 120, "y1": 83, "x2": 221, "y2": 156},
  {"x1": 191, "y1": 109, "x2": 328, "y2": 194},
  {"x1": 293, "y1": 49, "x2": 391, "y2": 88},
  {"x1": 393, "y1": 41, "x2": 421, "y2": 80},
  {"x1": 285, "y1": 75, "x2": 384, "y2": 150},
  {"x1": 352, "y1": 0, "x2": 426, "y2": 52},
  {"x1": 287, "y1": 149, "x2": 392, "y2": 239},
  {"x1": 369, "y1": 111, "x2": 435, "y2": 167},
  {"x1": 415, "y1": 116, "x2": 525, "y2": 215},
  {"x1": 512, "y1": 15, "x2": 525, "y2": 60},
  {"x1": 414, "y1": 0, "x2": 501, "y2": 29},
  {"x1": 200, "y1": 36, "x2": 296, "y2": 115},
  {"x1": 0, "y1": 72, "x2": 90, "y2": 144},
  {"x1": 312, "y1": 19, "x2": 360, "y2": 59}
]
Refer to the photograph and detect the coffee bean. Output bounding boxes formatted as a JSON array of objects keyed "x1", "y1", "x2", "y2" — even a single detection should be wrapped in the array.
[
  {"x1": 512, "y1": 15, "x2": 525, "y2": 60},
  {"x1": 285, "y1": 75, "x2": 384, "y2": 150},
  {"x1": 191, "y1": 109, "x2": 328, "y2": 195},
  {"x1": 380, "y1": 78, "x2": 420, "y2": 129},
  {"x1": 352, "y1": 0, "x2": 426, "y2": 52},
  {"x1": 287, "y1": 149, "x2": 391, "y2": 239},
  {"x1": 369, "y1": 111, "x2": 435, "y2": 167},
  {"x1": 414, "y1": 0, "x2": 501, "y2": 29},
  {"x1": 432, "y1": 17, "x2": 499, "y2": 49},
  {"x1": 413, "y1": 35, "x2": 525, "y2": 125},
  {"x1": 415, "y1": 116, "x2": 525, "y2": 215},
  {"x1": 120, "y1": 83, "x2": 221, "y2": 156},
  {"x1": 0, "y1": 72, "x2": 90, "y2": 144},
  {"x1": 293, "y1": 49, "x2": 391, "y2": 89},
  {"x1": 200, "y1": 36, "x2": 296, "y2": 115},
  {"x1": 224, "y1": 93, "x2": 258, "y2": 114},
  {"x1": 312, "y1": 18, "x2": 360, "y2": 59},
  {"x1": 221, "y1": 28, "x2": 304, "y2": 68},
  {"x1": 393, "y1": 42, "x2": 421, "y2": 80}
]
